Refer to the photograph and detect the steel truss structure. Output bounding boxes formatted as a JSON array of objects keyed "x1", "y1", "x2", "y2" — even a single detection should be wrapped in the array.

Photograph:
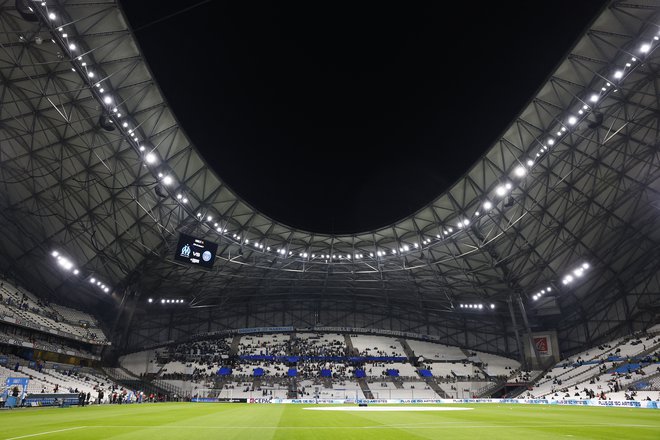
[{"x1": 0, "y1": 1, "x2": 659, "y2": 358}]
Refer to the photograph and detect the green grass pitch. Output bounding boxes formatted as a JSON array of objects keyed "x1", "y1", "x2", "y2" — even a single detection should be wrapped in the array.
[{"x1": 1, "y1": 403, "x2": 659, "y2": 440}]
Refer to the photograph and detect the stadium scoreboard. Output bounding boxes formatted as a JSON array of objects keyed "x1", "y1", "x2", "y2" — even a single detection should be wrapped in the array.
[{"x1": 174, "y1": 233, "x2": 218, "y2": 269}]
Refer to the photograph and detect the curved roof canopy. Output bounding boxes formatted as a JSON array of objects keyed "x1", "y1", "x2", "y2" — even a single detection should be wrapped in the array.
[{"x1": 0, "y1": 1, "x2": 659, "y2": 340}]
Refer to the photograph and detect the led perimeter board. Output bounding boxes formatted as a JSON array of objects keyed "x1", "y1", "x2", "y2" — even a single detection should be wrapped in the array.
[{"x1": 174, "y1": 233, "x2": 218, "y2": 269}]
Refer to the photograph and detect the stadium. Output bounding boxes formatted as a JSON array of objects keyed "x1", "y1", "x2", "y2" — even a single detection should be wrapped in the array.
[{"x1": 0, "y1": 0, "x2": 660, "y2": 439}]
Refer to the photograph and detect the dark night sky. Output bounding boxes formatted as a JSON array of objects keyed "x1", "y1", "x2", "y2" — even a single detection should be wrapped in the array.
[{"x1": 119, "y1": 1, "x2": 609, "y2": 234}]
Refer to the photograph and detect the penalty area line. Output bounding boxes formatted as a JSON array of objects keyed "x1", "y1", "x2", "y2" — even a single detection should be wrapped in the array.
[{"x1": 4, "y1": 426, "x2": 87, "y2": 440}]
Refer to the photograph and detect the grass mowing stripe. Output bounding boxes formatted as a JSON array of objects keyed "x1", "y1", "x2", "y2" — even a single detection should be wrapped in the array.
[
  {"x1": 36, "y1": 423, "x2": 658, "y2": 429},
  {"x1": 1, "y1": 403, "x2": 659, "y2": 440},
  {"x1": 4, "y1": 426, "x2": 86, "y2": 440}
]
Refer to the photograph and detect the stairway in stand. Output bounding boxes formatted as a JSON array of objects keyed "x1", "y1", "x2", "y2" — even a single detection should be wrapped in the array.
[
  {"x1": 461, "y1": 348, "x2": 490, "y2": 378},
  {"x1": 414, "y1": 366, "x2": 449, "y2": 398},
  {"x1": 102, "y1": 367, "x2": 176, "y2": 398},
  {"x1": 252, "y1": 377, "x2": 262, "y2": 393},
  {"x1": 344, "y1": 333, "x2": 357, "y2": 355},
  {"x1": 357, "y1": 377, "x2": 374, "y2": 399},
  {"x1": 287, "y1": 377, "x2": 298, "y2": 398},
  {"x1": 398, "y1": 338, "x2": 418, "y2": 364},
  {"x1": 229, "y1": 334, "x2": 242, "y2": 356},
  {"x1": 288, "y1": 332, "x2": 298, "y2": 397}
]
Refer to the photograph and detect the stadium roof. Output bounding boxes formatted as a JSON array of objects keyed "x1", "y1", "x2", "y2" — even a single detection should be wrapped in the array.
[
  {"x1": 118, "y1": 1, "x2": 609, "y2": 235},
  {"x1": 1, "y1": 1, "x2": 659, "y2": 350}
]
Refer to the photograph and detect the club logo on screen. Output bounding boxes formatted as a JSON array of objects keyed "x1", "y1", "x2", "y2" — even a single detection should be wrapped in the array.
[
  {"x1": 175, "y1": 233, "x2": 217, "y2": 268},
  {"x1": 180, "y1": 244, "x2": 191, "y2": 258}
]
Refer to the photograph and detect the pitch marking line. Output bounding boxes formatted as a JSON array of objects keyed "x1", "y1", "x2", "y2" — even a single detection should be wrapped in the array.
[
  {"x1": 304, "y1": 406, "x2": 473, "y2": 412},
  {"x1": 4, "y1": 422, "x2": 659, "y2": 438},
  {"x1": 10, "y1": 423, "x2": 651, "y2": 431},
  {"x1": 5, "y1": 426, "x2": 86, "y2": 440}
]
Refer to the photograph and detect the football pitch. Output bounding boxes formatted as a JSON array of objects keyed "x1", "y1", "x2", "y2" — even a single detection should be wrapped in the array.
[{"x1": 1, "y1": 403, "x2": 659, "y2": 440}]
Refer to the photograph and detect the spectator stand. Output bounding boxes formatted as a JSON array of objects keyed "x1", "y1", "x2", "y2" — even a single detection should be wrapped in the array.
[{"x1": 523, "y1": 329, "x2": 660, "y2": 400}]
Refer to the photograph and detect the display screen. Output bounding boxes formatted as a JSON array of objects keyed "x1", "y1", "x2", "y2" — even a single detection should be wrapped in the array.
[{"x1": 173, "y1": 233, "x2": 218, "y2": 269}]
